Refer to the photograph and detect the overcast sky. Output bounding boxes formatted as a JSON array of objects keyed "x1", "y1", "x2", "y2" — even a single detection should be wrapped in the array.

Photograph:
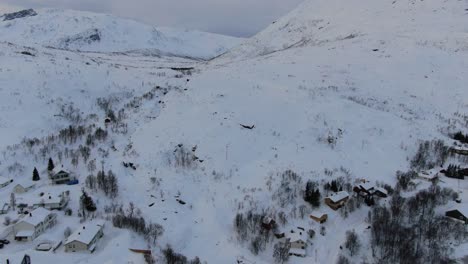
[{"x1": 0, "y1": 0, "x2": 304, "y2": 37}]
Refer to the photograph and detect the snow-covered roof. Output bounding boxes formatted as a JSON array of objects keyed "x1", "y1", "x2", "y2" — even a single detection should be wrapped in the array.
[
  {"x1": 374, "y1": 187, "x2": 388, "y2": 195},
  {"x1": 19, "y1": 207, "x2": 52, "y2": 226},
  {"x1": 0, "y1": 176, "x2": 12, "y2": 185},
  {"x1": 289, "y1": 247, "x2": 306, "y2": 256},
  {"x1": 310, "y1": 212, "x2": 326, "y2": 218},
  {"x1": 15, "y1": 230, "x2": 34, "y2": 237},
  {"x1": 359, "y1": 182, "x2": 374, "y2": 191},
  {"x1": 35, "y1": 191, "x2": 68, "y2": 205},
  {"x1": 287, "y1": 232, "x2": 306, "y2": 242},
  {"x1": 326, "y1": 191, "x2": 349, "y2": 203},
  {"x1": 418, "y1": 171, "x2": 438, "y2": 180},
  {"x1": 65, "y1": 220, "x2": 105, "y2": 246},
  {"x1": 14, "y1": 181, "x2": 35, "y2": 189},
  {"x1": 449, "y1": 204, "x2": 468, "y2": 218}
]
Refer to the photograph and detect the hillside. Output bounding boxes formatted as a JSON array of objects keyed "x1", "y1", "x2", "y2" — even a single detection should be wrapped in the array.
[
  {"x1": 218, "y1": 0, "x2": 468, "y2": 62},
  {"x1": 0, "y1": 8, "x2": 243, "y2": 59},
  {"x1": 0, "y1": 1, "x2": 468, "y2": 264}
]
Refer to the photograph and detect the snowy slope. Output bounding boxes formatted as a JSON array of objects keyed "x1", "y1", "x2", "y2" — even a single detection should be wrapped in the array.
[
  {"x1": 0, "y1": 1, "x2": 467, "y2": 263},
  {"x1": 219, "y1": 0, "x2": 468, "y2": 61},
  {"x1": 0, "y1": 8, "x2": 243, "y2": 59}
]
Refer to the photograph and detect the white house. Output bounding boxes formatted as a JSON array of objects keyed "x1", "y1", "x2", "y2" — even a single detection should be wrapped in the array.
[
  {"x1": 13, "y1": 181, "x2": 36, "y2": 194},
  {"x1": 64, "y1": 220, "x2": 105, "y2": 253},
  {"x1": 14, "y1": 207, "x2": 57, "y2": 241},
  {"x1": 50, "y1": 170, "x2": 72, "y2": 184},
  {"x1": 34, "y1": 191, "x2": 70, "y2": 210},
  {"x1": 0, "y1": 177, "x2": 13, "y2": 188},
  {"x1": 287, "y1": 231, "x2": 307, "y2": 257}
]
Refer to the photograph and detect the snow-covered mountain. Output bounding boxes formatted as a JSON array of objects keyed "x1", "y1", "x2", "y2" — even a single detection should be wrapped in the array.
[
  {"x1": 0, "y1": 1, "x2": 468, "y2": 263},
  {"x1": 219, "y1": 0, "x2": 468, "y2": 61},
  {"x1": 0, "y1": 8, "x2": 243, "y2": 59}
]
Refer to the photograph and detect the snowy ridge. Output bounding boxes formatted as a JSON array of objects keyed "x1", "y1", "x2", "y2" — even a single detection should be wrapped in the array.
[
  {"x1": 0, "y1": 8, "x2": 243, "y2": 59},
  {"x1": 219, "y1": 0, "x2": 468, "y2": 61}
]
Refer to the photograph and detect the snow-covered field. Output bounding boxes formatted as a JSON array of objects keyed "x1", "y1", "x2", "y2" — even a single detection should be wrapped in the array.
[{"x1": 0, "y1": 0, "x2": 467, "y2": 263}]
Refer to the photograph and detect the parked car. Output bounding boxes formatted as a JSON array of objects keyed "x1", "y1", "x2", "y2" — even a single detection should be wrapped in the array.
[
  {"x1": 0, "y1": 239, "x2": 10, "y2": 244},
  {"x1": 0, "y1": 243, "x2": 4, "y2": 249},
  {"x1": 67, "y1": 179, "x2": 79, "y2": 185}
]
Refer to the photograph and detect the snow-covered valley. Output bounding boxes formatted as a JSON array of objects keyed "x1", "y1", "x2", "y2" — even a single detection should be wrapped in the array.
[{"x1": 0, "y1": 1, "x2": 467, "y2": 263}]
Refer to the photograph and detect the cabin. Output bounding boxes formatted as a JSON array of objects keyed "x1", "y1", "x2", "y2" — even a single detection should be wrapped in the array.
[
  {"x1": 287, "y1": 231, "x2": 307, "y2": 257},
  {"x1": 14, "y1": 207, "x2": 57, "y2": 241},
  {"x1": 50, "y1": 170, "x2": 72, "y2": 184},
  {"x1": 13, "y1": 181, "x2": 36, "y2": 194},
  {"x1": 445, "y1": 208, "x2": 468, "y2": 224},
  {"x1": 353, "y1": 182, "x2": 375, "y2": 197},
  {"x1": 418, "y1": 171, "x2": 438, "y2": 182},
  {"x1": 34, "y1": 191, "x2": 70, "y2": 210},
  {"x1": 0, "y1": 177, "x2": 13, "y2": 188},
  {"x1": 64, "y1": 220, "x2": 105, "y2": 253},
  {"x1": 310, "y1": 213, "x2": 328, "y2": 224},
  {"x1": 324, "y1": 191, "x2": 350, "y2": 210}
]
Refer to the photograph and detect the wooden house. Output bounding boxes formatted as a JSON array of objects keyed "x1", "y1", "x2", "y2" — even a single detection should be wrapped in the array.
[
  {"x1": 324, "y1": 191, "x2": 349, "y2": 210},
  {"x1": 309, "y1": 213, "x2": 328, "y2": 224},
  {"x1": 445, "y1": 208, "x2": 468, "y2": 224}
]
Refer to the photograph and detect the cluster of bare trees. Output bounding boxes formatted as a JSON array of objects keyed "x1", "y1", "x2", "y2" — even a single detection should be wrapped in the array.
[
  {"x1": 162, "y1": 245, "x2": 202, "y2": 264},
  {"x1": 370, "y1": 186, "x2": 464, "y2": 263},
  {"x1": 410, "y1": 139, "x2": 450, "y2": 170},
  {"x1": 233, "y1": 210, "x2": 274, "y2": 255},
  {"x1": 112, "y1": 203, "x2": 164, "y2": 246},
  {"x1": 273, "y1": 170, "x2": 303, "y2": 208},
  {"x1": 168, "y1": 145, "x2": 199, "y2": 170},
  {"x1": 85, "y1": 169, "x2": 119, "y2": 198}
]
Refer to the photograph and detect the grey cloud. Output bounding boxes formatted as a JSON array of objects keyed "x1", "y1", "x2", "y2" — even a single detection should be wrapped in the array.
[{"x1": 0, "y1": 0, "x2": 304, "y2": 37}]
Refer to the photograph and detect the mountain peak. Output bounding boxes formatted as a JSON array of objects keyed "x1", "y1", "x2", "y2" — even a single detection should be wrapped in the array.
[{"x1": 0, "y1": 8, "x2": 242, "y2": 59}]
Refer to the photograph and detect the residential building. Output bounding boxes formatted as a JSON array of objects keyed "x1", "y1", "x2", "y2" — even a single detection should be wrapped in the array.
[
  {"x1": 310, "y1": 212, "x2": 328, "y2": 224},
  {"x1": 13, "y1": 181, "x2": 36, "y2": 194},
  {"x1": 324, "y1": 191, "x2": 350, "y2": 210},
  {"x1": 14, "y1": 207, "x2": 57, "y2": 241},
  {"x1": 64, "y1": 220, "x2": 105, "y2": 253},
  {"x1": 50, "y1": 170, "x2": 72, "y2": 184},
  {"x1": 34, "y1": 191, "x2": 70, "y2": 210}
]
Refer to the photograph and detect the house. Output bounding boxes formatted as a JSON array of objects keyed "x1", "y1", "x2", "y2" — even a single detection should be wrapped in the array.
[
  {"x1": 287, "y1": 231, "x2": 307, "y2": 257},
  {"x1": 0, "y1": 177, "x2": 13, "y2": 188},
  {"x1": 261, "y1": 216, "x2": 276, "y2": 230},
  {"x1": 310, "y1": 212, "x2": 328, "y2": 224},
  {"x1": 50, "y1": 170, "x2": 72, "y2": 184},
  {"x1": 13, "y1": 181, "x2": 36, "y2": 194},
  {"x1": 353, "y1": 182, "x2": 375, "y2": 197},
  {"x1": 372, "y1": 187, "x2": 388, "y2": 198},
  {"x1": 34, "y1": 191, "x2": 70, "y2": 210},
  {"x1": 14, "y1": 207, "x2": 57, "y2": 241},
  {"x1": 445, "y1": 208, "x2": 468, "y2": 224},
  {"x1": 418, "y1": 171, "x2": 438, "y2": 182},
  {"x1": 64, "y1": 220, "x2": 105, "y2": 253},
  {"x1": 324, "y1": 191, "x2": 350, "y2": 210}
]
